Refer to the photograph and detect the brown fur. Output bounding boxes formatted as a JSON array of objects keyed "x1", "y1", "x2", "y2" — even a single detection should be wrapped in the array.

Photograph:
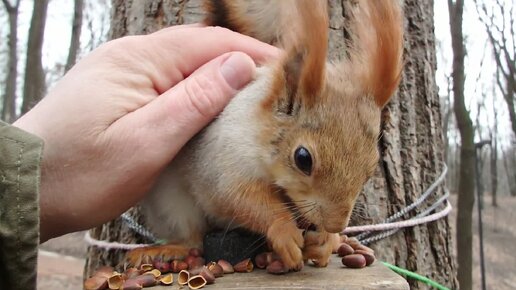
[{"x1": 137, "y1": 0, "x2": 404, "y2": 271}]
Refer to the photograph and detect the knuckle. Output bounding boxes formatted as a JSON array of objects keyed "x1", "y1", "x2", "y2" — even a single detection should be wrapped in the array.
[{"x1": 183, "y1": 75, "x2": 220, "y2": 119}]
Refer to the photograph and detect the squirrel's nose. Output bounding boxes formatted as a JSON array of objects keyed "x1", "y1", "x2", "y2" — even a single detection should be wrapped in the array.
[{"x1": 322, "y1": 209, "x2": 351, "y2": 233}]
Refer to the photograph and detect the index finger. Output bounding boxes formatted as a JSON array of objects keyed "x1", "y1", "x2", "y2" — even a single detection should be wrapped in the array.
[{"x1": 140, "y1": 25, "x2": 281, "y2": 93}]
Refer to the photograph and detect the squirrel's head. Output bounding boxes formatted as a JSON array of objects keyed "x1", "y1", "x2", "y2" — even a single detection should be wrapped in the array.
[{"x1": 260, "y1": 0, "x2": 403, "y2": 233}]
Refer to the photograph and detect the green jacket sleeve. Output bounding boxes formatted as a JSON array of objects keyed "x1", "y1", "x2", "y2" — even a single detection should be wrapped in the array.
[{"x1": 0, "y1": 121, "x2": 43, "y2": 290}]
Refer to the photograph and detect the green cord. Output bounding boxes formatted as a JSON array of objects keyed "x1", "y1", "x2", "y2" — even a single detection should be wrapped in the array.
[{"x1": 381, "y1": 261, "x2": 451, "y2": 290}]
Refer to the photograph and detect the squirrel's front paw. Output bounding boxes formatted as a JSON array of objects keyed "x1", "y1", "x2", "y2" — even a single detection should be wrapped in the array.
[
  {"x1": 302, "y1": 231, "x2": 340, "y2": 267},
  {"x1": 267, "y1": 220, "x2": 304, "y2": 270}
]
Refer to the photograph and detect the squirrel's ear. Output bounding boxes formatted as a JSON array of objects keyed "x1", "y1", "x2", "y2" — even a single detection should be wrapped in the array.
[
  {"x1": 346, "y1": 0, "x2": 404, "y2": 108},
  {"x1": 263, "y1": 0, "x2": 328, "y2": 115}
]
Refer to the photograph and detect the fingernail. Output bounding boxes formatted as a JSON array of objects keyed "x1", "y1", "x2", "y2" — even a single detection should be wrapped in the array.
[{"x1": 220, "y1": 53, "x2": 255, "y2": 90}]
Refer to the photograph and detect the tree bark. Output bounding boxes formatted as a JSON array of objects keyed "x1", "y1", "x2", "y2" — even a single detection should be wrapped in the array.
[
  {"x1": 21, "y1": 0, "x2": 49, "y2": 114},
  {"x1": 65, "y1": 0, "x2": 84, "y2": 72},
  {"x1": 448, "y1": 0, "x2": 476, "y2": 289},
  {"x1": 86, "y1": 1, "x2": 458, "y2": 288},
  {"x1": 490, "y1": 139, "x2": 497, "y2": 207},
  {"x1": 1, "y1": 0, "x2": 21, "y2": 123}
]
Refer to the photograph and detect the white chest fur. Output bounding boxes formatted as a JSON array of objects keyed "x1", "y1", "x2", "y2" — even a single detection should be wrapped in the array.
[{"x1": 140, "y1": 66, "x2": 274, "y2": 244}]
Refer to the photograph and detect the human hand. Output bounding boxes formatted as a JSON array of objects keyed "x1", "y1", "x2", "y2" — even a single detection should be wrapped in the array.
[{"x1": 13, "y1": 24, "x2": 278, "y2": 242}]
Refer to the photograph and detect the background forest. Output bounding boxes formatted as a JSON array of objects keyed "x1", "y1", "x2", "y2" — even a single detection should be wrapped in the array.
[{"x1": 1, "y1": 0, "x2": 514, "y2": 289}]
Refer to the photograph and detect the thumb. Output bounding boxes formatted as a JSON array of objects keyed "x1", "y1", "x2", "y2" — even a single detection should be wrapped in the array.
[{"x1": 129, "y1": 51, "x2": 257, "y2": 155}]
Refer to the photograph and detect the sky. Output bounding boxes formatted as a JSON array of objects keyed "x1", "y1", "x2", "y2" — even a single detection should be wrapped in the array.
[{"x1": 0, "y1": 0, "x2": 514, "y2": 148}]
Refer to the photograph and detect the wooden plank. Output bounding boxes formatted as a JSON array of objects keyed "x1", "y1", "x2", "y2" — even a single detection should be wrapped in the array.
[{"x1": 154, "y1": 256, "x2": 409, "y2": 290}]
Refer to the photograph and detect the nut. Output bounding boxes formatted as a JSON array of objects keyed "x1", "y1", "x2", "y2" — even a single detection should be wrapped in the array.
[
  {"x1": 197, "y1": 267, "x2": 215, "y2": 284},
  {"x1": 342, "y1": 254, "x2": 367, "y2": 268},
  {"x1": 139, "y1": 264, "x2": 153, "y2": 272},
  {"x1": 171, "y1": 259, "x2": 189, "y2": 273},
  {"x1": 143, "y1": 269, "x2": 161, "y2": 278},
  {"x1": 84, "y1": 266, "x2": 115, "y2": 290},
  {"x1": 158, "y1": 273, "x2": 174, "y2": 285},
  {"x1": 134, "y1": 274, "x2": 158, "y2": 287},
  {"x1": 207, "y1": 262, "x2": 224, "y2": 277},
  {"x1": 254, "y1": 252, "x2": 274, "y2": 269},
  {"x1": 355, "y1": 244, "x2": 375, "y2": 255},
  {"x1": 178, "y1": 270, "x2": 190, "y2": 285},
  {"x1": 84, "y1": 276, "x2": 108, "y2": 290},
  {"x1": 266, "y1": 260, "x2": 288, "y2": 275},
  {"x1": 337, "y1": 243, "x2": 355, "y2": 257},
  {"x1": 107, "y1": 273, "x2": 124, "y2": 289},
  {"x1": 217, "y1": 259, "x2": 234, "y2": 274},
  {"x1": 188, "y1": 275, "x2": 207, "y2": 289},
  {"x1": 188, "y1": 248, "x2": 204, "y2": 257},
  {"x1": 153, "y1": 260, "x2": 170, "y2": 273},
  {"x1": 123, "y1": 268, "x2": 141, "y2": 279},
  {"x1": 119, "y1": 279, "x2": 143, "y2": 290},
  {"x1": 234, "y1": 258, "x2": 254, "y2": 273},
  {"x1": 187, "y1": 256, "x2": 206, "y2": 270},
  {"x1": 354, "y1": 249, "x2": 375, "y2": 266}
]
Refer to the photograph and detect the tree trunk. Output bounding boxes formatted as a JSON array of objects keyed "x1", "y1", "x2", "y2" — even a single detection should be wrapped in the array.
[
  {"x1": 86, "y1": 1, "x2": 458, "y2": 288},
  {"x1": 490, "y1": 139, "x2": 497, "y2": 207},
  {"x1": 448, "y1": 0, "x2": 476, "y2": 289},
  {"x1": 503, "y1": 149, "x2": 516, "y2": 197},
  {"x1": 1, "y1": 0, "x2": 20, "y2": 123},
  {"x1": 21, "y1": 0, "x2": 49, "y2": 114},
  {"x1": 65, "y1": 0, "x2": 84, "y2": 72}
]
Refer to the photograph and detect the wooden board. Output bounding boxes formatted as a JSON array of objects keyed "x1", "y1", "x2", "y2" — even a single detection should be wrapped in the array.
[{"x1": 154, "y1": 256, "x2": 409, "y2": 290}]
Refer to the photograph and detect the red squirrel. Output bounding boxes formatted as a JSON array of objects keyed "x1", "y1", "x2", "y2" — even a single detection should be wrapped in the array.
[{"x1": 129, "y1": 0, "x2": 403, "y2": 271}]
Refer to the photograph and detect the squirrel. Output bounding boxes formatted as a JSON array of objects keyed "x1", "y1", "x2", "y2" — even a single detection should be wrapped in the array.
[{"x1": 128, "y1": 0, "x2": 404, "y2": 271}]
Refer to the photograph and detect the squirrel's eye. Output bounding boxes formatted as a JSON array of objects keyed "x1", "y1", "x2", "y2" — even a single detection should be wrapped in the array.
[{"x1": 294, "y1": 146, "x2": 312, "y2": 176}]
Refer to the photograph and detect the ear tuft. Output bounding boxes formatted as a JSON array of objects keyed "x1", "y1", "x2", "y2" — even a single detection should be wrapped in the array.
[{"x1": 348, "y1": 0, "x2": 404, "y2": 108}]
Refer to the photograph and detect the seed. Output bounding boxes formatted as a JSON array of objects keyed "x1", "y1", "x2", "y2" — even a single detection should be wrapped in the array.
[
  {"x1": 188, "y1": 248, "x2": 204, "y2": 257},
  {"x1": 119, "y1": 279, "x2": 143, "y2": 290},
  {"x1": 188, "y1": 275, "x2": 207, "y2": 289},
  {"x1": 184, "y1": 255, "x2": 196, "y2": 266},
  {"x1": 178, "y1": 270, "x2": 190, "y2": 285},
  {"x1": 254, "y1": 252, "x2": 273, "y2": 269},
  {"x1": 355, "y1": 244, "x2": 375, "y2": 255},
  {"x1": 141, "y1": 255, "x2": 153, "y2": 265},
  {"x1": 134, "y1": 274, "x2": 158, "y2": 287},
  {"x1": 139, "y1": 264, "x2": 153, "y2": 272},
  {"x1": 337, "y1": 243, "x2": 355, "y2": 257},
  {"x1": 217, "y1": 259, "x2": 234, "y2": 274},
  {"x1": 266, "y1": 260, "x2": 288, "y2": 275},
  {"x1": 171, "y1": 259, "x2": 189, "y2": 273},
  {"x1": 107, "y1": 273, "x2": 124, "y2": 289},
  {"x1": 354, "y1": 249, "x2": 375, "y2": 266},
  {"x1": 153, "y1": 261, "x2": 170, "y2": 273},
  {"x1": 342, "y1": 254, "x2": 367, "y2": 268},
  {"x1": 158, "y1": 273, "x2": 174, "y2": 285},
  {"x1": 84, "y1": 267, "x2": 116, "y2": 290},
  {"x1": 207, "y1": 262, "x2": 224, "y2": 277},
  {"x1": 197, "y1": 267, "x2": 215, "y2": 284},
  {"x1": 123, "y1": 268, "x2": 141, "y2": 279},
  {"x1": 234, "y1": 258, "x2": 254, "y2": 273},
  {"x1": 187, "y1": 257, "x2": 206, "y2": 270},
  {"x1": 143, "y1": 269, "x2": 161, "y2": 278},
  {"x1": 84, "y1": 276, "x2": 108, "y2": 290}
]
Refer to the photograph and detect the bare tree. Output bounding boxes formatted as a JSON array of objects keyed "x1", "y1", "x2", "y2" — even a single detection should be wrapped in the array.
[
  {"x1": 65, "y1": 0, "x2": 84, "y2": 72},
  {"x1": 448, "y1": 0, "x2": 476, "y2": 289},
  {"x1": 21, "y1": 0, "x2": 49, "y2": 114},
  {"x1": 1, "y1": 0, "x2": 21, "y2": 123},
  {"x1": 489, "y1": 85, "x2": 498, "y2": 207},
  {"x1": 475, "y1": 0, "x2": 516, "y2": 140}
]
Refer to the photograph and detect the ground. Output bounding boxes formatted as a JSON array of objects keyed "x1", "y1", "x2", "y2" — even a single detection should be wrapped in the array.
[{"x1": 37, "y1": 194, "x2": 516, "y2": 289}]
